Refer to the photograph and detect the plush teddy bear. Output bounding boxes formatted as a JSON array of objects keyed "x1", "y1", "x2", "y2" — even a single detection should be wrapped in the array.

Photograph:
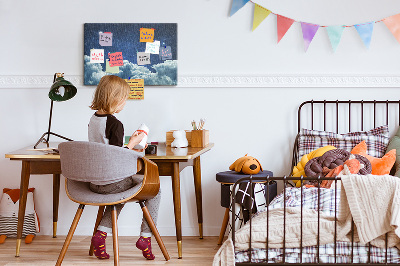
[
  {"x1": 0, "y1": 188, "x2": 39, "y2": 244},
  {"x1": 171, "y1": 130, "x2": 188, "y2": 148},
  {"x1": 230, "y1": 154, "x2": 263, "y2": 175}
]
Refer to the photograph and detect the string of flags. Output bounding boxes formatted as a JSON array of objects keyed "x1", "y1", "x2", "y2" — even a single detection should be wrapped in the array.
[{"x1": 230, "y1": 0, "x2": 400, "y2": 52}]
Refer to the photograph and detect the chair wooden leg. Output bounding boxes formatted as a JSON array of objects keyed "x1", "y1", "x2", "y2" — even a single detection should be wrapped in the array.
[
  {"x1": 111, "y1": 205, "x2": 119, "y2": 266},
  {"x1": 89, "y1": 206, "x2": 105, "y2": 256},
  {"x1": 139, "y1": 201, "x2": 170, "y2": 261},
  {"x1": 218, "y1": 208, "x2": 230, "y2": 245},
  {"x1": 56, "y1": 204, "x2": 85, "y2": 266}
]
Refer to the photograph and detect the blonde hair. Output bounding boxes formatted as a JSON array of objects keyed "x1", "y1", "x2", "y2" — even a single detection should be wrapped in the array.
[{"x1": 90, "y1": 75, "x2": 130, "y2": 114}]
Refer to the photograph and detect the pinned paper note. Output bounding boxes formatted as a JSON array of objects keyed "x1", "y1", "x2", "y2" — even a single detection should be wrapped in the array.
[
  {"x1": 125, "y1": 79, "x2": 144, "y2": 100},
  {"x1": 108, "y1": 52, "x2": 123, "y2": 67},
  {"x1": 105, "y1": 59, "x2": 119, "y2": 73},
  {"x1": 145, "y1": 40, "x2": 160, "y2": 54},
  {"x1": 140, "y1": 28, "x2": 155, "y2": 42},
  {"x1": 137, "y1": 52, "x2": 150, "y2": 65},
  {"x1": 90, "y1": 49, "x2": 104, "y2": 63},
  {"x1": 99, "y1": 32, "x2": 113, "y2": 46},
  {"x1": 159, "y1": 46, "x2": 172, "y2": 60}
]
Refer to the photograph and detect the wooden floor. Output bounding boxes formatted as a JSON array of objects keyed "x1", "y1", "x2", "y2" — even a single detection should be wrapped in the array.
[{"x1": 0, "y1": 235, "x2": 223, "y2": 265}]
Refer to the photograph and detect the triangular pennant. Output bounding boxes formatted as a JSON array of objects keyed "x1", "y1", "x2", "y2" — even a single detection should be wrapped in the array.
[
  {"x1": 277, "y1": 15, "x2": 295, "y2": 43},
  {"x1": 354, "y1": 22, "x2": 374, "y2": 49},
  {"x1": 252, "y1": 4, "x2": 271, "y2": 31},
  {"x1": 326, "y1": 25, "x2": 345, "y2": 52},
  {"x1": 383, "y1": 14, "x2": 400, "y2": 44},
  {"x1": 230, "y1": 0, "x2": 250, "y2": 17},
  {"x1": 301, "y1": 22, "x2": 319, "y2": 52}
]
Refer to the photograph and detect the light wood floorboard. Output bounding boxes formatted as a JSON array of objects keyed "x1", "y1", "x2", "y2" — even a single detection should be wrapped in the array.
[{"x1": 0, "y1": 235, "x2": 223, "y2": 265}]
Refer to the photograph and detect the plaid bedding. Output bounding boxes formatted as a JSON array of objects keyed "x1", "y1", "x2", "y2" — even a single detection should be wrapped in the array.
[
  {"x1": 267, "y1": 186, "x2": 341, "y2": 216},
  {"x1": 296, "y1": 125, "x2": 390, "y2": 163},
  {"x1": 235, "y1": 186, "x2": 400, "y2": 263},
  {"x1": 236, "y1": 242, "x2": 400, "y2": 263}
]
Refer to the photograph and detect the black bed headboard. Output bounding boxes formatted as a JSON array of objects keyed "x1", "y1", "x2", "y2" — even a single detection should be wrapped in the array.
[
  {"x1": 298, "y1": 100, "x2": 400, "y2": 133},
  {"x1": 292, "y1": 100, "x2": 400, "y2": 169}
]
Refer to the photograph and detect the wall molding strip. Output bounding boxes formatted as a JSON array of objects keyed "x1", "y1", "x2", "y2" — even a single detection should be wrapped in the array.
[{"x1": 0, "y1": 75, "x2": 399, "y2": 88}]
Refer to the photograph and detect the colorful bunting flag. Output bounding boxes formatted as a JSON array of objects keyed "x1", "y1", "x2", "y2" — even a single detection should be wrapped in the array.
[
  {"x1": 230, "y1": 0, "x2": 250, "y2": 17},
  {"x1": 383, "y1": 14, "x2": 400, "y2": 44},
  {"x1": 301, "y1": 22, "x2": 319, "y2": 52},
  {"x1": 229, "y1": 1, "x2": 400, "y2": 52},
  {"x1": 354, "y1": 22, "x2": 374, "y2": 49},
  {"x1": 326, "y1": 26, "x2": 345, "y2": 52},
  {"x1": 277, "y1": 15, "x2": 295, "y2": 43},
  {"x1": 252, "y1": 4, "x2": 271, "y2": 31}
]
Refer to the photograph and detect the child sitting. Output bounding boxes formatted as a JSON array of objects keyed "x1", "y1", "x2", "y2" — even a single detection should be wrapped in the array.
[{"x1": 88, "y1": 75, "x2": 161, "y2": 260}]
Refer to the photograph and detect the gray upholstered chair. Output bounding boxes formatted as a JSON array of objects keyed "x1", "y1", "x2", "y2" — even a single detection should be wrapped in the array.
[{"x1": 55, "y1": 141, "x2": 169, "y2": 266}]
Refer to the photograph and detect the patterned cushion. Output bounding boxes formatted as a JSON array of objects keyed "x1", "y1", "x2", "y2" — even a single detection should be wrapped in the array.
[{"x1": 296, "y1": 125, "x2": 390, "y2": 164}]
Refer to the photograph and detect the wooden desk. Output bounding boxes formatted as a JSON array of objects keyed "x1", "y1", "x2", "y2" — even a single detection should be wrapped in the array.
[{"x1": 5, "y1": 142, "x2": 214, "y2": 259}]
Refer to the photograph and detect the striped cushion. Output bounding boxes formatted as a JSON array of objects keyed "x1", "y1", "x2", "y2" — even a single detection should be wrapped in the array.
[
  {"x1": 296, "y1": 125, "x2": 390, "y2": 164},
  {"x1": 0, "y1": 213, "x2": 37, "y2": 237}
]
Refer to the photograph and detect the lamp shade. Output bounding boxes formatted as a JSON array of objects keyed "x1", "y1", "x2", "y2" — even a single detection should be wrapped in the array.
[{"x1": 48, "y1": 76, "x2": 77, "y2": 102}]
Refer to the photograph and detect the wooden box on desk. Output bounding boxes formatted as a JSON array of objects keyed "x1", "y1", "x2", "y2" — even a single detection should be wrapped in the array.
[
  {"x1": 191, "y1": 130, "x2": 209, "y2": 148},
  {"x1": 166, "y1": 130, "x2": 192, "y2": 146}
]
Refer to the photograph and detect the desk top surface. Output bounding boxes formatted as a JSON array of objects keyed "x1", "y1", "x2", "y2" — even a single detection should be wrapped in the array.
[{"x1": 5, "y1": 142, "x2": 214, "y2": 161}]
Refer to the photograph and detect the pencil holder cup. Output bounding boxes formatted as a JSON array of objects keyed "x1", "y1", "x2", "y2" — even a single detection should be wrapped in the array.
[{"x1": 190, "y1": 130, "x2": 209, "y2": 148}]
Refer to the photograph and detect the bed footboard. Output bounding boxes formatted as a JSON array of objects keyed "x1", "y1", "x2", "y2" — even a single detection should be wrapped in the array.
[{"x1": 231, "y1": 175, "x2": 398, "y2": 265}]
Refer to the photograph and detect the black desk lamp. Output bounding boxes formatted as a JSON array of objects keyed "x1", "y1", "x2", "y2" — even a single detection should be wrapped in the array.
[{"x1": 34, "y1": 73, "x2": 77, "y2": 149}]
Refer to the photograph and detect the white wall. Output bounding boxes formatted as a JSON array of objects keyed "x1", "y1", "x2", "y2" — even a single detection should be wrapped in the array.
[{"x1": 1, "y1": 0, "x2": 400, "y2": 237}]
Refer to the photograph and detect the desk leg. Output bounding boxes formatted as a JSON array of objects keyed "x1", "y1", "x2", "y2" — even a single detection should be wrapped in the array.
[
  {"x1": 16, "y1": 161, "x2": 31, "y2": 257},
  {"x1": 193, "y1": 157, "x2": 203, "y2": 239},
  {"x1": 171, "y1": 162, "x2": 182, "y2": 259},
  {"x1": 53, "y1": 174, "x2": 60, "y2": 238}
]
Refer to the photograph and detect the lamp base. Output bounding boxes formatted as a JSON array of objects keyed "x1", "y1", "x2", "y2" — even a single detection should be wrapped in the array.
[{"x1": 33, "y1": 132, "x2": 73, "y2": 149}]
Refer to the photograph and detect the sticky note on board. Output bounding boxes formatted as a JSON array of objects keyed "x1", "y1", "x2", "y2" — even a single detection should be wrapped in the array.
[
  {"x1": 108, "y1": 52, "x2": 123, "y2": 67},
  {"x1": 90, "y1": 49, "x2": 104, "y2": 63},
  {"x1": 140, "y1": 28, "x2": 155, "y2": 42},
  {"x1": 159, "y1": 46, "x2": 172, "y2": 60},
  {"x1": 99, "y1": 32, "x2": 113, "y2": 46},
  {"x1": 125, "y1": 79, "x2": 144, "y2": 100},
  {"x1": 105, "y1": 59, "x2": 119, "y2": 73},
  {"x1": 137, "y1": 52, "x2": 150, "y2": 65},
  {"x1": 145, "y1": 40, "x2": 160, "y2": 54}
]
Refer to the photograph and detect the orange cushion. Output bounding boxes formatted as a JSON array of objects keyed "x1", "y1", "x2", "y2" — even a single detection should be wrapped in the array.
[{"x1": 351, "y1": 140, "x2": 396, "y2": 175}]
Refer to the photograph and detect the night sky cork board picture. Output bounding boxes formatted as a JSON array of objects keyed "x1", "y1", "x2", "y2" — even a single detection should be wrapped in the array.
[{"x1": 84, "y1": 23, "x2": 177, "y2": 85}]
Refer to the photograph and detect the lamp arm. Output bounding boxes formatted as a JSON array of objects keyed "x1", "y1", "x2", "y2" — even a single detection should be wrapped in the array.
[
  {"x1": 46, "y1": 100, "x2": 54, "y2": 143},
  {"x1": 34, "y1": 132, "x2": 73, "y2": 149},
  {"x1": 45, "y1": 73, "x2": 57, "y2": 143}
]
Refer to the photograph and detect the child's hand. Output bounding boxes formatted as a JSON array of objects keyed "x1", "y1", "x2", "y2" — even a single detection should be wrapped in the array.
[
  {"x1": 133, "y1": 143, "x2": 148, "y2": 152},
  {"x1": 126, "y1": 131, "x2": 145, "y2": 150}
]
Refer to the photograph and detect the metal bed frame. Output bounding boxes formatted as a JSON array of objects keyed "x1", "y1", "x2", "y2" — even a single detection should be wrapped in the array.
[{"x1": 232, "y1": 100, "x2": 400, "y2": 265}]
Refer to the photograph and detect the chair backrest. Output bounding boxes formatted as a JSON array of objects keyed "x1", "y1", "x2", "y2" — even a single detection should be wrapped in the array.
[{"x1": 59, "y1": 141, "x2": 142, "y2": 183}]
